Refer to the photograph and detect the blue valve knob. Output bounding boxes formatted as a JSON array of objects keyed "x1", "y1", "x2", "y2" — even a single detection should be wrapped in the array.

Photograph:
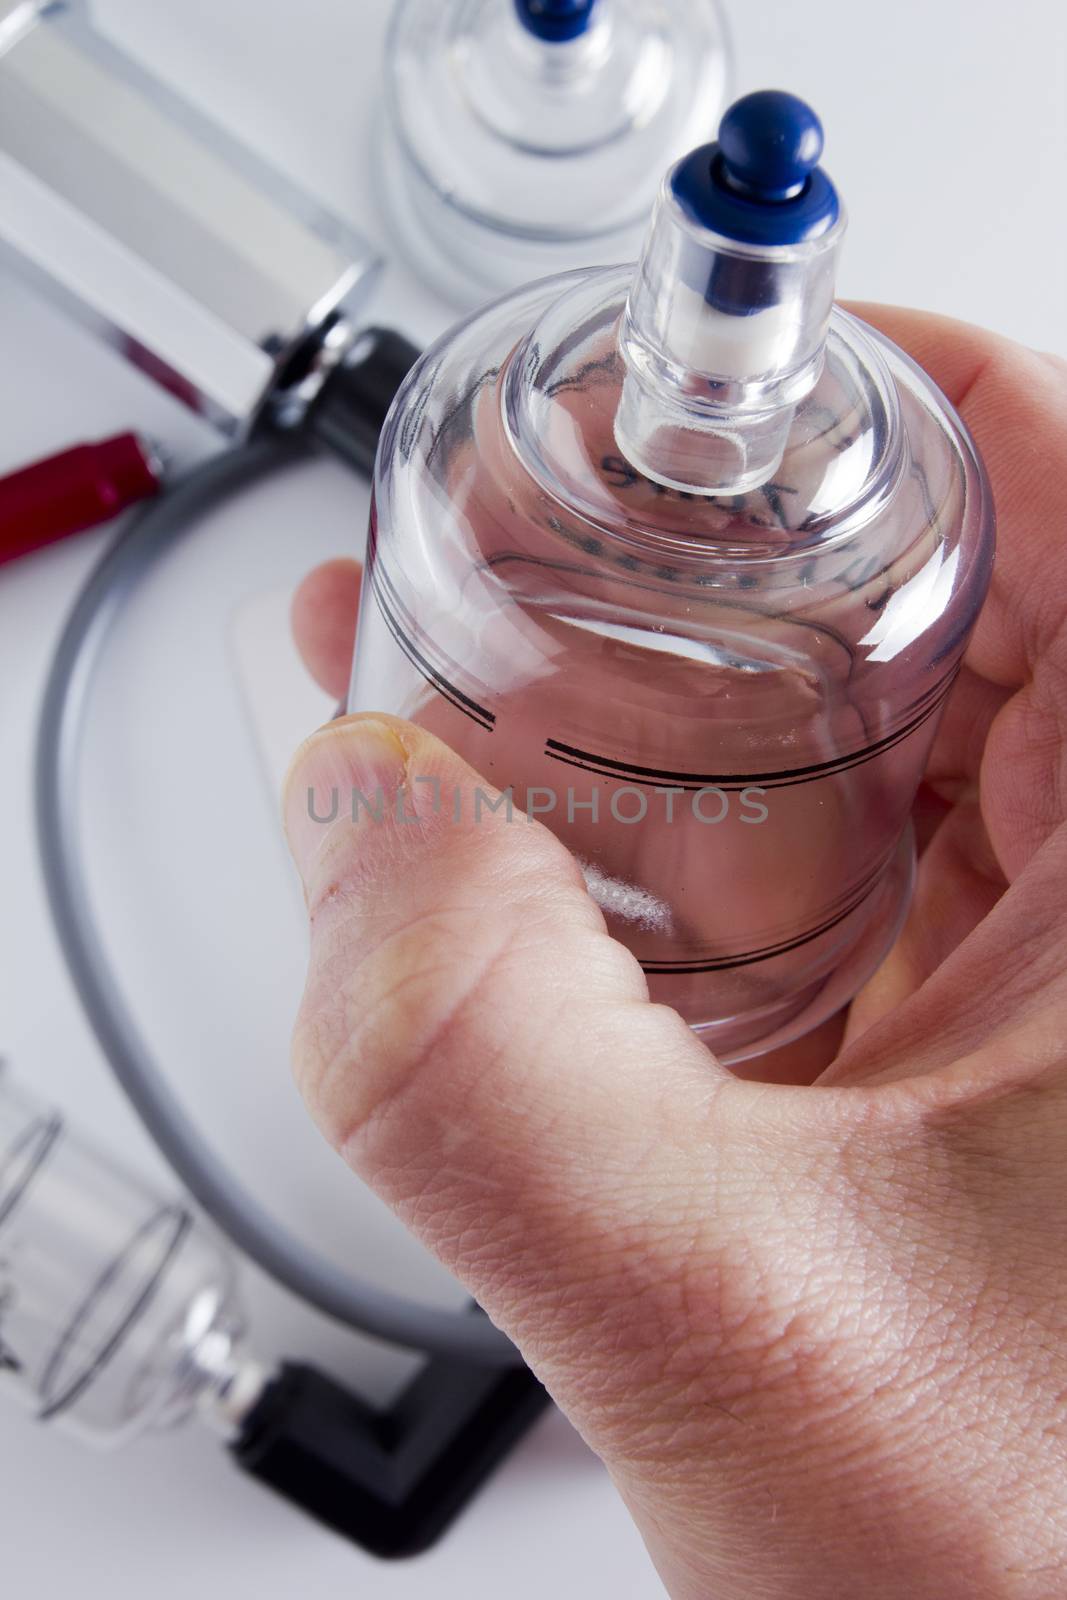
[
  {"x1": 671, "y1": 89, "x2": 840, "y2": 247},
  {"x1": 719, "y1": 91, "x2": 824, "y2": 201},
  {"x1": 514, "y1": 0, "x2": 599, "y2": 44}
]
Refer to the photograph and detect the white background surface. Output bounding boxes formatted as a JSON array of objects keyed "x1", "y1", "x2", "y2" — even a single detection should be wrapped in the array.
[{"x1": 0, "y1": 1, "x2": 1064, "y2": 1596}]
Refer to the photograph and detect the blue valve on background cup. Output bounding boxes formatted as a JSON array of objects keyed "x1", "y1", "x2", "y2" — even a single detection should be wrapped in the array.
[{"x1": 514, "y1": 0, "x2": 600, "y2": 44}]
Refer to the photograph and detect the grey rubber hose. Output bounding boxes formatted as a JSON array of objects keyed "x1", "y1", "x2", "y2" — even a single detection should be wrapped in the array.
[{"x1": 35, "y1": 437, "x2": 520, "y2": 1367}]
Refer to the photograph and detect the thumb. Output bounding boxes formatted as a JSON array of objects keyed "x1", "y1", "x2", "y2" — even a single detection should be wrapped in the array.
[{"x1": 282, "y1": 712, "x2": 740, "y2": 1388}]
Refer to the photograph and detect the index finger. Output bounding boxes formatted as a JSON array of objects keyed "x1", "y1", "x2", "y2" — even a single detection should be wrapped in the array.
[{"x1": 844, "y1": 301, "x2": 1067, "y2": 691}]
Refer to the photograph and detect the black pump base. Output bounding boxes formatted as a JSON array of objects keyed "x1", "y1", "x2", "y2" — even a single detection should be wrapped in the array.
[{"x1": 232, "y1": 1346, "x2": 551, "y2": 1558}]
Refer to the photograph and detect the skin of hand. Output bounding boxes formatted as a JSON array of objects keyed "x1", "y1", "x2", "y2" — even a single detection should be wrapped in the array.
[{"x1": 283, "y1": 306, "x2": 1067, "y2": 1599}]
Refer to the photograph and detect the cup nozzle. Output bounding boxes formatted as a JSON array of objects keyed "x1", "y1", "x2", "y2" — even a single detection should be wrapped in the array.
[{"x1": 615, "y1": 89, "x2": 845, "y2": 495}]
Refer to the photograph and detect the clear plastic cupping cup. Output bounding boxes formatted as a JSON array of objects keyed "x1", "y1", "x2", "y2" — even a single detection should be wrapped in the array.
[
  {"x1": 379, "y1": 0, "x2": 731, "y2": 308},
  {"x1": 0, "y1": 1068, "x2": 246, "y2": 1445},
  {"x1": 348, "y1": 91, "x2": 995, "y2": 1063}
]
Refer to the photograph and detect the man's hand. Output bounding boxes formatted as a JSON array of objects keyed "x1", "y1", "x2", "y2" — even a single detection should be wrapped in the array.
[{"x1": 283, "y1": 308, "x2": 1067, "y2": 1598}]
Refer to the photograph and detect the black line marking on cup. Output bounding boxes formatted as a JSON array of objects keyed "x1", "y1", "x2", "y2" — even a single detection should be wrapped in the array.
[
  {"x1": 370, "y1": 572, "x2": 495, "y2": 732},
  {"x1": 544, "y1": 668, "x2": 958, "y2": 792},
  {"x1": 0, "y1": 1113, "x2": 62, "y2": 1230},
  {"x1": 38, "y1": 1206, "x2": 191, "y2": 1424},
  {"x1": 639, "y1": 878, "x2": 881, "y2": 974}
]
